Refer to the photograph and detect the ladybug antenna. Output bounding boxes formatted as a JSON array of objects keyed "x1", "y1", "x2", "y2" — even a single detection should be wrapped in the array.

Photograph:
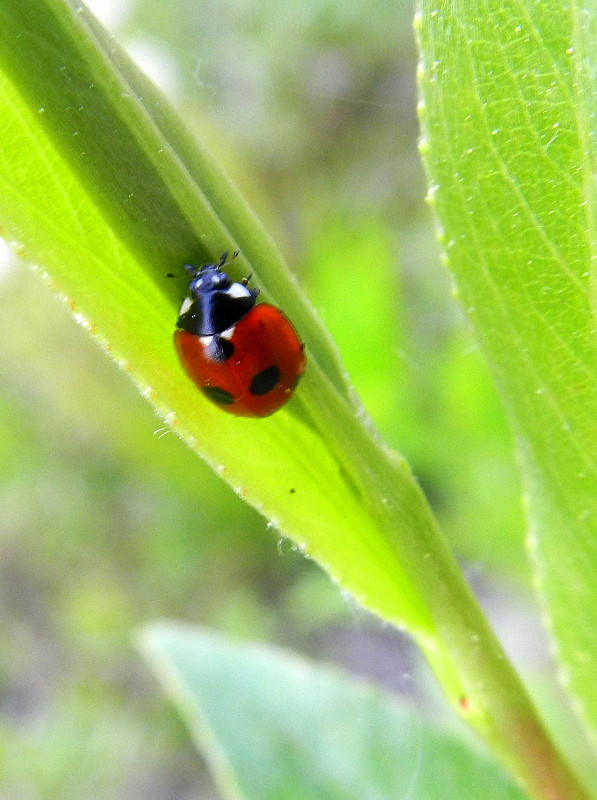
[
  {"x1": 176, "y1": 249, "x2": 242, "y2": 279},
  {"x1": 182, "y1": 263, "x2": 199, "y2": 277},
  {"x1": 217, "y1": 249, "x2": 240, "y2": 269}
]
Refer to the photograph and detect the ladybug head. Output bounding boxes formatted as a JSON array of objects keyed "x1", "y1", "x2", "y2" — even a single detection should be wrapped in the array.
[
  {"x1": 183, "y1": 250, "x2": 231, "y2": 298},
  {"x1": 186, "y1": 262, "x2": 231, "y2": 298}
]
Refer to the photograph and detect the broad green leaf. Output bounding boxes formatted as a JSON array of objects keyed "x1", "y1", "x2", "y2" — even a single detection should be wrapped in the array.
[
  {"x1": 139, "y1": 623, "x2": 530, "y2": 800},
  {"x1": 0, "y1": 0, "x2": 431, "y2": 636},
  {"x1": 417, "y1": 0, "x2": 597, "y2": 741}
]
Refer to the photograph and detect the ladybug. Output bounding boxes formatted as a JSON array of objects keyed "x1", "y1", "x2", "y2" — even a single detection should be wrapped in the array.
[{"x1": 174, "y1": 252, "x2": 306, "y2": 417}]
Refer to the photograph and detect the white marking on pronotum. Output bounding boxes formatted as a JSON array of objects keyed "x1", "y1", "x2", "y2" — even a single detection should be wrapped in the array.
[{"x1": 178, "y1": 296, "x2": 193, "y2": 315}]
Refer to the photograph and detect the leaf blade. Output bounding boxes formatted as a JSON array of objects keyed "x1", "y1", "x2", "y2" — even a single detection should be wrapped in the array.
[
  {"x1": 139, "y1": 624, "x2": 531, "y2": 800},
  {"x1": 417, "y1": 0, "x2": 597, "y2": 739}
]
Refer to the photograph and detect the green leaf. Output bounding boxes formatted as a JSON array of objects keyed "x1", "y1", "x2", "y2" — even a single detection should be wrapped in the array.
[
  {"x1": 0, "y1": 0, "x2": 448, "y2": 679},
  {"x1": 417, "y1": 0, "x2": 597, "y2": 742},
  {"x1": 0, "y1": 0, "x2": 430, "y2": 632},
  {"x1": 139, "y1": 623, "x2": 530, "y2": 800},
  {"x1": 0, "y1": 1, "x2": 592, "y2": 796}
]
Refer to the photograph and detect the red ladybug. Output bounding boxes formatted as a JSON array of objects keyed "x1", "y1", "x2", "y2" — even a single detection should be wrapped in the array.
[{"x1": 174, "y1": 252, "x2": 306, "y2": 417}]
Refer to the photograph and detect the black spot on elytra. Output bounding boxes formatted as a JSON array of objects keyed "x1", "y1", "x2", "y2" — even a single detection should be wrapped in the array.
[
  {"x1": 249, "y1": 365, "x2": 280, "y2": 395},
  {"x1": 202, "y1": 385, "x2": 234, "y2": 405},
  {"x1": 205, "y1": 335, "x2": 235, "y2": 362}
]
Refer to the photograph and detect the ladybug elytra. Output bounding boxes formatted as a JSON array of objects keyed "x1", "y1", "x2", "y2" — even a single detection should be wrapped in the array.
[{"x1": 174, "y1": 252, "x2": 306, "y2": 417}]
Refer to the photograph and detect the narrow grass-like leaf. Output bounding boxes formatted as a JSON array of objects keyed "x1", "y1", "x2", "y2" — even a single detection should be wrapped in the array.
[
  {"x1": 417, "y1": 0, "x2": 597, "y2": 749},
  {"x1": 139, "y1": 624, "x2": 530, "y2": 800}
]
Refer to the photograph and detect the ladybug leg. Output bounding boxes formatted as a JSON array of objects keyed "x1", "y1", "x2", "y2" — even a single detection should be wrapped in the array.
[
  {"x1": 241, "y1": 274, "x2": 260, "y2": 299},
  {"x1": 241, "y1": 270, "x2": 260, "y2": 298}
]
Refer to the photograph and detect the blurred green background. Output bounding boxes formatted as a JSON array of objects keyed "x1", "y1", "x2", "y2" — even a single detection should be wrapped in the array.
[{"x1": 0, "y1": 0, "x2": 538, "y2": 797}]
